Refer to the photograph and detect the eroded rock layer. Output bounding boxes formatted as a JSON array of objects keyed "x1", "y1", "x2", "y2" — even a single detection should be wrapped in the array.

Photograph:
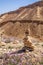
[{"x1": 0, "y1": 1, "x2": 43, "y2": 40}]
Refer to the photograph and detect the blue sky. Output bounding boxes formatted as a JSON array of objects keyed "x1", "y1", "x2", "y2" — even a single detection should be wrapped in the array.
[{"x1": 0, "y1": 0, "x2": 38, "y2": 14}]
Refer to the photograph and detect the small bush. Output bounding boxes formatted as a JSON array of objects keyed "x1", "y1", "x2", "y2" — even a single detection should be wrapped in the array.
[
  {"x1": 42, "y1": 44, "x2": 43, "y2": 47},
  {"x1": 8, "y1": 46, "x2": 13, "y2": 49}
]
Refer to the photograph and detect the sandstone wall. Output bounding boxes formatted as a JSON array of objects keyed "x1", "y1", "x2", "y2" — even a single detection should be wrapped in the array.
[{"x1": 0, "y1": 20, "x2": 43, "y2": 40}]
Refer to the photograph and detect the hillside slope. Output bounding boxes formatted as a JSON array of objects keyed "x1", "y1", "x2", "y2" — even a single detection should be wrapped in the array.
[
  {"x1": 0, "y1": 1, "x2": 43, "y2": 22},
  {"x1": 0, "y1": 1, "x2": 43, "y2": 40}
]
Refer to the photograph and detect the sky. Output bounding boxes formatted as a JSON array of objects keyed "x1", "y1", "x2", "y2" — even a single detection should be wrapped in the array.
[{"x1": 0, "y1": 0, "x2": 39, "y2": 14}]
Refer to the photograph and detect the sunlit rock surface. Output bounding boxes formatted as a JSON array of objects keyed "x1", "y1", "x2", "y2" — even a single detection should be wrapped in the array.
[{"x1": 0, "y1": 1, "x2": 43, "y2": 65}]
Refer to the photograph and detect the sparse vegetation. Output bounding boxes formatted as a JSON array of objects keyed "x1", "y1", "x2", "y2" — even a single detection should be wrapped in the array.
[
  {"x1": 0, "y1": 1, "x2": 43, "y2": 65},
  {"x1": 8, "y1": 46, "x2": 14, "y2": 49},
  {"x1": 42, "y1": 44, "x2": 43, "y2": 47}
]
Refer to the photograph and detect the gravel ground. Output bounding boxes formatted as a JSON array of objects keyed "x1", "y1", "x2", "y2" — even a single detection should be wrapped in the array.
[{"x1": 0, "y1": 36, "x2": 43, "y2": 65}]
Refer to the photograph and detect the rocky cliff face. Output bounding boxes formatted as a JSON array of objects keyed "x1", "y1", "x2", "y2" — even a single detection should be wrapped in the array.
[{"x1": 0, "y1": 1, "x2": 43, "y2": 40}]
